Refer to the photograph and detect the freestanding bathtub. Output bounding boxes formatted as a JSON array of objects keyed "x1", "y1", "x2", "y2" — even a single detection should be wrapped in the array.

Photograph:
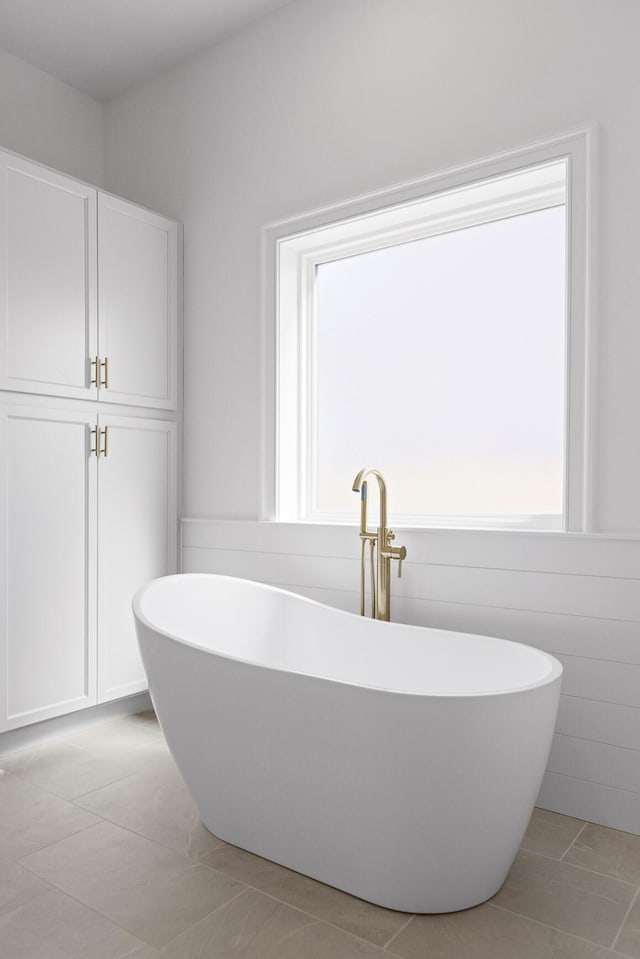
[{"x1": 133, "y1": 573, "x2": 562, "y2": 913}]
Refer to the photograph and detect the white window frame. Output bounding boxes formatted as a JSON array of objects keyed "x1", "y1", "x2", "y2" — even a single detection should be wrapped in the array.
[{"x1": 260, "y1": 128, "x2": 595, "y2": 532}]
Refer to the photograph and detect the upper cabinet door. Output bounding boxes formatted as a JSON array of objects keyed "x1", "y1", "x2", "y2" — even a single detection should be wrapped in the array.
[
  {"x1": 98, "y1": 194, "x2": 178, "y2": 410},
  {"x1": 0, "y1": 152, "x2": 98, "y2": 399}
]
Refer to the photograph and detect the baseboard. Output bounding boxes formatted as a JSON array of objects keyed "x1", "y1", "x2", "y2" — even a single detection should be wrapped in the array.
[{"x1": 0, "y1": 691, "x2": 152, "y2": 756}]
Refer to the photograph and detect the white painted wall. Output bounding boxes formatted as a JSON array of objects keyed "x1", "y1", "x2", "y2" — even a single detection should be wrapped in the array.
[
  {"x1": 102, "y1": 0, "x2": 640, "y2": 831},
  {"x1": 0, "y1": 47, "x2": 104, "y2": 185},
  {"x1": 104, "y1": 0, "x2": 640, "y2": 533}
]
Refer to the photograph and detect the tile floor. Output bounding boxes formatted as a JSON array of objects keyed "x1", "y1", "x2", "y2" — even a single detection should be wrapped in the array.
[{"x1": 1, "y1": 710, "x2": 640, "y2": 958}]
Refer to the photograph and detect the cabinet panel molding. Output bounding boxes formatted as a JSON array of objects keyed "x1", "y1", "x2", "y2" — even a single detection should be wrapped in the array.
[
  {"x1": 0, "y1": 151, "x2": 98, "y2": 400},
  {"x1": 98, "y1": 193, "x2": 178, "y2": 410},
  {"x1": 0, "y1": 405, "x2": 98, "y2": 731},
  {"x1": 97, "y1": 414, "x2": 178, "y2": 703}
]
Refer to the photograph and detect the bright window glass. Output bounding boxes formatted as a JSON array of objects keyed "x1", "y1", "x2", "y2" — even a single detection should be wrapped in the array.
[
  {"x1": 275, "y1": 157, "x2": 572, "y2": 530},
  {"x1": 312, "y1": 206, "x2": 566, "y2": 527}
]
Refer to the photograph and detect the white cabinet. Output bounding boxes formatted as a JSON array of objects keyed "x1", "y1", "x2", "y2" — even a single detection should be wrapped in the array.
[
  {"x1": 0, "y1": 152, "x2": 98, "y2": 400},
  {"x1": 0, "y1": 149, "x2": 179, "y2": 411},
  {"x1": 0, "y1": 147, "x2": 180, "y2": 734},
  {"x1": 0, "y1": 406, "x2": 97, "y2": 729},
  {"x1": 98, "y1": 195, "x2": 178, "y2": 410},
  {"x1": 0, "y1": 403, "x2": 177, "y2": 732},
  {"x1": 97, "y1": 415, "x2": 177, "y2": 702}
]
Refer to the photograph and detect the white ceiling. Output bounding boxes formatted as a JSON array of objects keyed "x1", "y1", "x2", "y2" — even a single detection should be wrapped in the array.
[{"x1": 0, "y1": 0, "x2": 295, "y2": 101}]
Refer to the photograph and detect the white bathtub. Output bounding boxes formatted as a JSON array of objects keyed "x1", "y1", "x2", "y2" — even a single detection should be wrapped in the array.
[{"x1": 133, "y1": 573, "x2": 562, "y2": 913}]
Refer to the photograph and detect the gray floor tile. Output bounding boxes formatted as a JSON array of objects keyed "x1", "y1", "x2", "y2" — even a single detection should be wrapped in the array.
[
  {"x1": 74, "y1": 763, "x2": 225, "y2": 859},
  {"x1": 493, "y1": 849, "x2": 637, "y2": 947},
  {"x1": 0, "y1": 886, "x2": 146, "y2": 958},
  {"x1": 613, "y1": 891, "x2": 640, "y2": 958},
  {"x1": 163, "y1": 887, "x2": 385, "y2": 958},
  {"x1": 387, "y1": 901, "x2": 613, "y2": 958},
  {"x1": 0, "y1": 771, "x2": 101, "y2": 860},
  {"x1": 203, "y1": 841, "x2": 408, "y2": 947},
  {"x1": 0, "y1": 857, "x2": 52, "y2": 917},
  {"x1": 521, "y1": 808, "x2": 586, "y2": 860},
  {"x1": 0, "y1": 738, "x2": 135, "y2": 800},
  {"x1": 63, "y1": 717, "x2": 167, "y2": 761},
  {"x1": 19, "y1": 820, "x2": 244, "y2": 947},
  {"x1": 160, "y1": 886, "x2": 319, "y2": 957},
  {"x1": 564, "y1": 823, "x2": 640, "y2": 883}
]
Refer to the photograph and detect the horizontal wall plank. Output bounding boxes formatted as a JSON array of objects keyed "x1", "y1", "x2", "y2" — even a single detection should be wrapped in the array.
[
  {"x1": 182, "y1": 520, "x2": 640, "y2": 579},
  {"x1": 391, "y1": 598, "x2": 640, "y2": 665},
  {"x1": 183, "y1": 521, "x2": 356, "y2": 558},
  {"x1": 548, "y1": 734, "x2": 640, "y2": 795},
  {"x1": 182, "y1": 547, "x2": 358, "y2": 593},
  {"x1": 183, "y1": 532, "x2": 640, "y2": 834},
  {"x1": 182, "y1": 546, "x2": 640, "y2": 621},
  {"x1": 404, "y1": 565, "x2": 639, "y2": 621},
  {"x1": 182, "y1": 548, "x2": 640, "y2": 663},
  {"x1": 557, "y1": 696, "x2": 640, "y2": 753},
  {"x1": 538, "y1": 771, "x2": 640, "y2": 835},
  {"x1": 555, "y1": 655, "x2": 640, "y2": 708}
]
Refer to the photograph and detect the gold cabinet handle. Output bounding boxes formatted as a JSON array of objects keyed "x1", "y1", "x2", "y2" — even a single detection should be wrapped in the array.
[
  {"x1": 90, "y1": 425, "x2": 99, "y2": 458},
  {"x1": 100, "y1": 356, "x2": 109, "y2": 389},
  {"x1": 100, "y1": 426, "x2": 109, "y2": 458},
  {"x1": 90, "y1": 356, "x2": 99, "y2": 386}
]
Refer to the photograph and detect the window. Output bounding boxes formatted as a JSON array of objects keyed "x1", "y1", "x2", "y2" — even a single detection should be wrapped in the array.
[{"x1": 263, "y1": 131, "x2": 592, "y2": 531}]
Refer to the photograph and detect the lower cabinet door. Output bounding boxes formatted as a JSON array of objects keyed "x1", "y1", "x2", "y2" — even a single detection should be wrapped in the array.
[
  {"x1": 0, "y1": 404, "x2": 97, "y2": 731},
  {"x1": 96, "y1": 414, "x2": 177, "y2": 703}
]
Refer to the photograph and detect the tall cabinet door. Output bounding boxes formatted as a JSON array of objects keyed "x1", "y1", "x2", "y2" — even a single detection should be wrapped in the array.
[
  {"x1": 98, "y1": 194, "x2": 178, "y2": 410},
  {"x1": 97, "y1": 414, "x2": 177, "y2": 703},
  {"x1": 0, "y1": 404, "x2": 97, "y2": 732},
  {"x1": 0, "y1": 151, "x2": 98, "y2": 399}
]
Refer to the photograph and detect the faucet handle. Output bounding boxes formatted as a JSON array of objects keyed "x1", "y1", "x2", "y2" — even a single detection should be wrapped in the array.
[{"x1": 396, "y1": 545, "x2": 407, "y2": 578}]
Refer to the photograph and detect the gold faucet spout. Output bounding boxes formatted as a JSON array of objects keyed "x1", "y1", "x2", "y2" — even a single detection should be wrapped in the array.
[{"x1": 351, "y1": 467, "x2": 387, "y2": 530}]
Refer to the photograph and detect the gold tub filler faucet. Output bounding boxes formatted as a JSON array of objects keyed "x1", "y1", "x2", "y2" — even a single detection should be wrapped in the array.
[{"x1": 352, "y1": 468, "x2": 407, "y2": 621}]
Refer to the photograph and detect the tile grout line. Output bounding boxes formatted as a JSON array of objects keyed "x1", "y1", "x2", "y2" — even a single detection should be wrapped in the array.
[
  {"x1": 382, "y1": 913, "x2": 415, "y2": 951},
  {"x1": 611, "y1": 883, "x2": 640, "y2": 952},
  {"x1": 490, "y1": 901, "x2": 630, "y2": 952},
  {"x1": 69, "y1": 768, "x2": 156, "y2": 805},
  {"x1": 521, "y1": 843, "x2": 639, "y2": 885},
  {"x1": 106, "y1": 873, "x2": 251, "y2": 952},
  {"x1": 0, "y1": 738, "x2": 90, "y2": 762},
  {"x1": 156, "y1": 884, "x2": 328, "y2": 954},
  {"x1": 66, "y1": 804, "x2": 229, "y2": 862},
  {"x1": 559, "y1": 820, "x2": 590, "y2": 861},
  {"x1": 21, "y1": 793, "x2": 393, "y2": 956},
  {"x1": 16, "y1": 849, "x2": 251, "y2": 951},
  {"x1": 15, "y1": 816, "x2": 107, "y2": 868},
  {"x1": 251, "y1": 888, "x2": 392, "y2": 952},
  {"x1": 200, "y1": 868, "x2": 393, "y2": 953}
]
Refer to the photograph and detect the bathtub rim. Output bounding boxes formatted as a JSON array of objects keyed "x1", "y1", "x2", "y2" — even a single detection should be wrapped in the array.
[{"x1": 133, "y1": 573, "x2": 563, "y2": 700}]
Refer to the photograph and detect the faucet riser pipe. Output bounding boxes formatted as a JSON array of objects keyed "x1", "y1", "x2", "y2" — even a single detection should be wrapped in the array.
[{"x1": 352, "y1": 467, "x2": 404, "y2": 623}]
